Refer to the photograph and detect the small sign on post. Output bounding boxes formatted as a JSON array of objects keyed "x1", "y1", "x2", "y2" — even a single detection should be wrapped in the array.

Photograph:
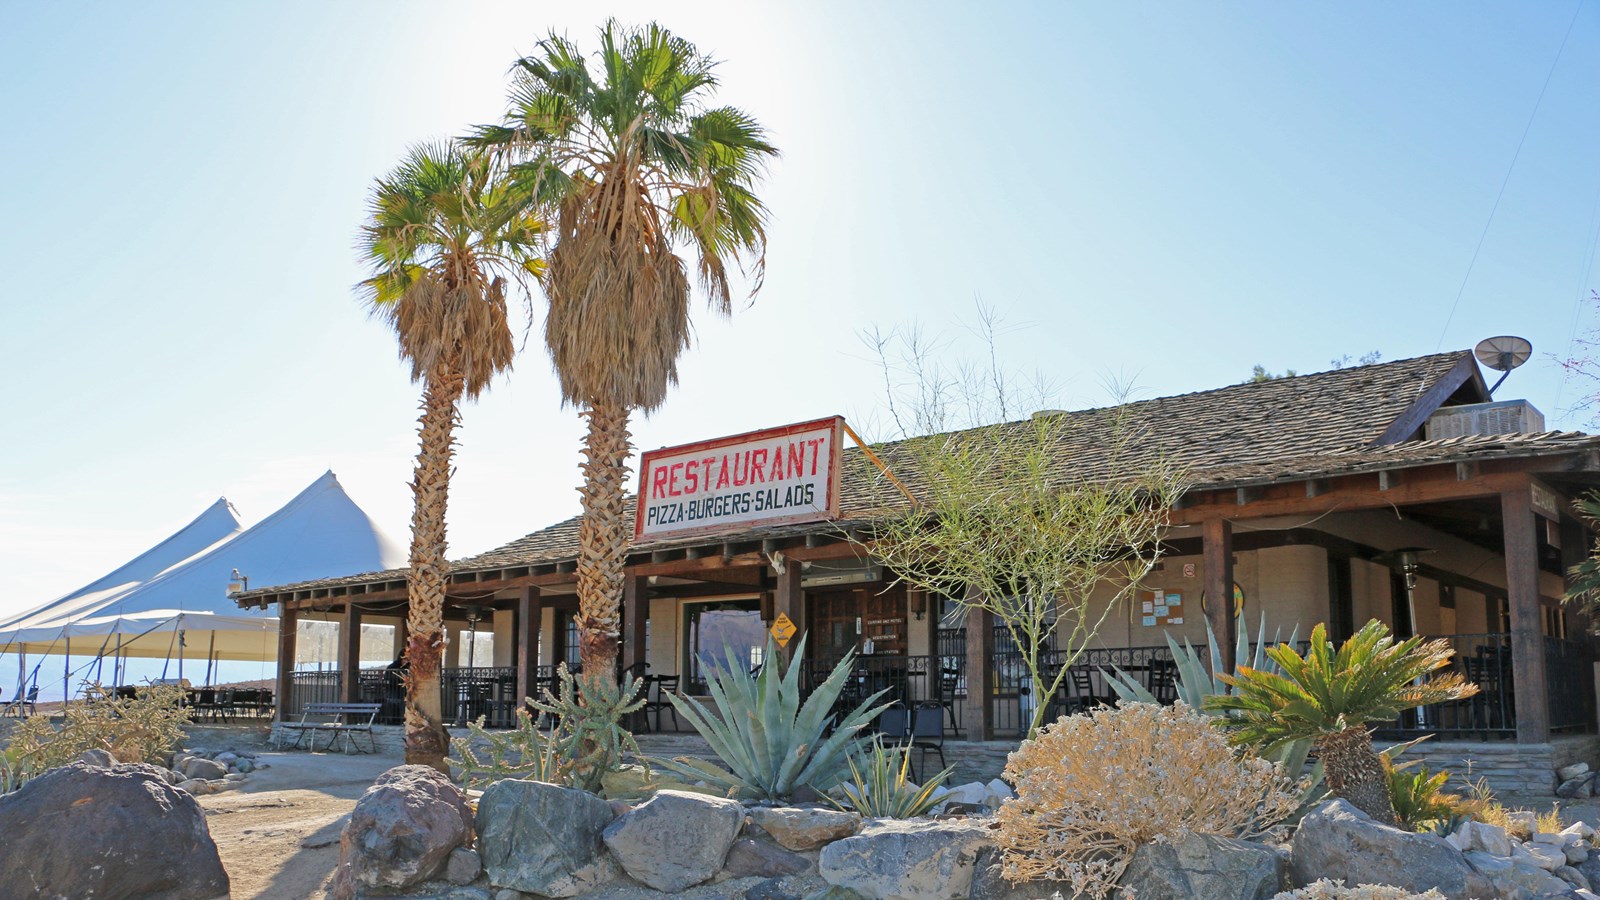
[{"x1": 770, "y1": 612, "x2": 798, "y2": 648}]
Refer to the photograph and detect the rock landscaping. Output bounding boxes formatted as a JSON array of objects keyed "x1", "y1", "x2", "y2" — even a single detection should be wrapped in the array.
[{"x1": 0, "y1": 758, "x2": 231, "y2": 899}]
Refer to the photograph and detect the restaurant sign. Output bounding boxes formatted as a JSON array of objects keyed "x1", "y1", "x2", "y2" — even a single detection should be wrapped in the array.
[{"x1": 635, "y1": 416, "x2": 844, "y2": 541}]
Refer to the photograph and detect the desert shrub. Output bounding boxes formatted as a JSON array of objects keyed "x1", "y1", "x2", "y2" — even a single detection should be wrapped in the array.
[
  {"x1": 1275, "y1": 880, "x2": 1445, "y2": 900},
  {"x1": 657, "y1": 636, "x2": 890, "y2": 800},
  {"x1": 830, "y1": 736, "x2": 954, "y2": 819},
  {"x1": 6, "y1": 682, "x2": 191, "y2": 783},
  {"x1": 523, "y1": 663, "x2": 646, "y2": 794},
  {"x1": 450, "y1": 708, "x2": 563, "y2": 791},
  {"x1": 1536, "y1": 804, "x2": 1565, "y2": 834},
  {"x1": 997, "y1": 702, "x2": 1300, "y2": 899}
]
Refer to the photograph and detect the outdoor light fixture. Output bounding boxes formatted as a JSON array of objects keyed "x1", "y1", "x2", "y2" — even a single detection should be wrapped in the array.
[
  {"x1": 227, "y1": 568, "x2": 248, "y2": 595},
  {"x1": 909, "y1": 591, "x2": 928, "y2": 621}
]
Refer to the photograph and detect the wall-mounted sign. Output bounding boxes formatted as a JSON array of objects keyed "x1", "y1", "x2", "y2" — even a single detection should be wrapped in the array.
[
  {"x1": 1201, "y1": 582, "x2": 1246, "y2": 618},
  {"x1": 635, "y1": 416, "x2": 844, "y2": 541},
  {"x1": 1139, "y1": 589, "x2": 1185, "y2": 628},
  {"x1": 1531, "y1": 480, "x2": 1563, "y2": 523}
]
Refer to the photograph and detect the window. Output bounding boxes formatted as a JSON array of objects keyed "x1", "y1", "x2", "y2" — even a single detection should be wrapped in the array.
[
  {"x1": 554, "y1": 610, "x2": 582, "y2": 670},
  {"x1": 682, "y1": 599, "x2": 765, "y2": 693}
]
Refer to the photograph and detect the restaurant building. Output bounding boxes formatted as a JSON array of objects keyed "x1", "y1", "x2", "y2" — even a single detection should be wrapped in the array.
[{"x1": 236, "y1": 349, "x2": 1600, "y2": 755}]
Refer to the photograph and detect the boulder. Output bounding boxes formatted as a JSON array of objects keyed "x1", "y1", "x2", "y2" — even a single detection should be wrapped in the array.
[
  {"x1": 1468, "y1": 851, "x2": 1572, "y2": 899},
  {"x1": 1505, "y1": 810, "x2": 1538, "y2": 841},
  {"x1": 1557, "y1": 865, "x2": 1591, "y2": 891},
  {"x1": 819, "y1": 818, "x2": 993, "y2": 899},
  {"x1": 477, "y1": 778, "x2": 619, "y2": 897},
  {"x1": 175, "y1": 778, "x2": 212, "y2": 796},
  {"x1": 214, "y1": 751, "x2": 239, "y2": 767},
  {"x1": 723, "y1": 838, "x2": 813, "y2": 878},
  {"x1": 76, "y1": 748, "x2": 117, "y2": 768},
  {"x1": 1464, "y1": 820, "x2": 1514, "y2": 858},
  {"x1": 1579, "y1": 848, "x2": 1600, "y2": 888},
  {"x1": 447, "y1": 847, "x2": 484, "y2": 885},
  {"x1": 183, "y1": 757, "x2": 228, "y2": 781},
  {"x1": 1559, "y1": 762, "x2": 1591, "y2": 781},
  {"x1": 748, "y1": 807, "x2": 862, "y2": 851},
  {"x1": 0, "y1": 762, "x2": 230, "y2": 899},
  {"x1": 330, "y1": 765, "x2": 472, "y2": 899},
  {"x1": 1515, "y1": 841, "x2": 1565, "y2": 872},
  {"x1": 1290, "y1": 799, "x2": 1496, "y2": 899},
  {"x1": 602, "y1": 789, "x2": 745, "y2": 891},
  {"x1": 236, "y1": 758, "x2": 255, "y2": 774},
  {"x1": 744, "y1": 873, "x2": 833, "y2": 900},
  {"x1": 1119, "y1": 832, "x2": 1284, "y2": 900}
]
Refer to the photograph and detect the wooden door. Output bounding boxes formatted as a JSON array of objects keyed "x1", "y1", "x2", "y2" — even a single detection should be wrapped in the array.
[{"x1": 808, "y1": 586, "x2": 907, "y2": 662}]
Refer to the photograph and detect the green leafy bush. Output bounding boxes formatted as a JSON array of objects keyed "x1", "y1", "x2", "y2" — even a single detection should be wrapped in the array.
[
  {"x1": 830, "y1": 736, "x2": 953, "y2": 818},
  {"x1": 5, "y1": 682, "x2": 191, "y2": 786},
  {"x1": 656, "y1": 637, "x2": 891, "y2": 800}
]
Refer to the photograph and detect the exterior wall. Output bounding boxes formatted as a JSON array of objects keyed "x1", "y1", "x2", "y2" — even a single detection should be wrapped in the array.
[
  {"x1": 1351, "y1": 559, "x2": 1393, "y2": 629},
  {"x1": 647, "y1": 596, "x2": 678, "y2": 675},
  {"x1": 539, "y1": 606, "x2": 555, "y2": 668},
  {"x1": 1403, "y1": 736, "x2": 1600, "y2": 797},
  {"x1": 492, "y1": 609, "x2": 513, "y2": 666}
]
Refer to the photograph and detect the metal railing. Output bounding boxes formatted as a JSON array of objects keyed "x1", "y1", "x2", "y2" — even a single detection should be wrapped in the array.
[{"x1": 286, "y1": 665, "x2": 551, "y2": 729}]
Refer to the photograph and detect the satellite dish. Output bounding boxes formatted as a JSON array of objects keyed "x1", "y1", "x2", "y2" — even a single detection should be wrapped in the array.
[{"x1": 1474, "y1": 335, "x2": 1532, "y2": 396}]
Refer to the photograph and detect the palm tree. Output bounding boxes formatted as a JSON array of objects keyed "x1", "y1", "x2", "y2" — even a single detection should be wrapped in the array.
[
  {"x1": 359, "y1": 142, "x2": 542, "y2": 771},
  {"x1": 1205, "y1": 620, "x2": 1477, "y2": 825},
  {"x1": 471, "y1": 21, "x2": 776, "y2": 685}
]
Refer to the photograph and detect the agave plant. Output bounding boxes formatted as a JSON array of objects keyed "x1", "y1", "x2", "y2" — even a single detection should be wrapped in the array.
[
  {"x1": 657, "y1": 637, "x2": 893, "y2": 800},
  {"x1": 830, "y1": 736, "x2": 954, "y2": 819},
  {"x1": 1103, "y1": 615, "x2": 1325, "y2": 813}
]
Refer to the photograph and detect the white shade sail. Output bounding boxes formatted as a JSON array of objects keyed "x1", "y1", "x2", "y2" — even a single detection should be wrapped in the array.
[{"x1": 0, "y1": 471, "x2": 404, "y2": 663}]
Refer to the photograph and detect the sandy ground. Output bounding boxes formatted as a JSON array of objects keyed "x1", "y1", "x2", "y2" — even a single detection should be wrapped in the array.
[{"x1": 200, "y1": 747, "x2": 403, "y2": 900}]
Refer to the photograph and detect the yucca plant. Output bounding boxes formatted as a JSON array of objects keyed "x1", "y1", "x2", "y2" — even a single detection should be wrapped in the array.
[
  {"x1": 656, "y1": 637, "x2": 892, "y2": 800},
  {"x1": 1205, "y1": 619, "x2": 1478, "y2": 825},
  {"x1": 830, "y1": 736, "x2": 954, "y2": 819}
]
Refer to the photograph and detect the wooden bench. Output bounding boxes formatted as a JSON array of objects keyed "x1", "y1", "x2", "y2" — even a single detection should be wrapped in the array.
[{"x1": 273, "y1": 702, "x2": 381, "y2": 753}]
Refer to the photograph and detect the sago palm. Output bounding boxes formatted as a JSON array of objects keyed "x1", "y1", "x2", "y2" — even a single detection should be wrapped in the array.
[
  {"x1": 1205, "y1": 619, "x2": 1477, "y2": 825},
  {"x1": 359, "y1": 141, "x2": 542, "y2": 771},
  {"x1": 472, "y1": 21, "x2": 776, "y2": 685}
]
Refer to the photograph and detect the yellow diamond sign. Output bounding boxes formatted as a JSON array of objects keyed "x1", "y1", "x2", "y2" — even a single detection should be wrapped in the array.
[{"x1": 770, "y1": 612, "x2": 798, "y2": 647}]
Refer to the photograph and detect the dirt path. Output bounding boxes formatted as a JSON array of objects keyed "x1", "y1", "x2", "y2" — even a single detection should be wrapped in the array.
[{"x1": 200, "y1": 749, "x2": 402, "y2": 900}]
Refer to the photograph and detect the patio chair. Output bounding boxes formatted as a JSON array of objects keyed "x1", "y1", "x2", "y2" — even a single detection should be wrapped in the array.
[
  {"x1": 2, "y1": 685, "x2": 38, "y2": 718},
  {"x1": 1145, "y1": 658, "x2": 1178, "y2": 705},
  {"x1": 1067, "y1": 665, "x2": 1109, "y2": 713},
  {"x1": 643, "y1": 675, "x2": 681, "y2": 733},
  {"x1": 907, "y1": 702, "x2": 948, "y2": 783},
  {"x1": 878, "y1": 705, "x2": 911, "y2": 742}
]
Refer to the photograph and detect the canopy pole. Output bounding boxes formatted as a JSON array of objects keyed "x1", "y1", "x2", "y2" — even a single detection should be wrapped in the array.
[
  {"x1": 63, "y1": 633, "x2": 71, "y2": 712},
  {"x1": 204, "y1": 631, "x2": 216, "y2": 686}
]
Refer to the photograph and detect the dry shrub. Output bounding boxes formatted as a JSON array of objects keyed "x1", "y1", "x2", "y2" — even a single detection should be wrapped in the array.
[
  {"x1": 6, "y1": 683, "x2": 191, "y2": 778},
  {"x1": 1275, "y1": 880, "x2": 1445, "y2": 899},
  {"x1": 997, "y1": 702, "x2": 1301, "y2": 898}
]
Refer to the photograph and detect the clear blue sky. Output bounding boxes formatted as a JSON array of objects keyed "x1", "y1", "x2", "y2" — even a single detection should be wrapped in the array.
[{"x1": 2, "y1": 2, "x2": 1598, "y2": 614}]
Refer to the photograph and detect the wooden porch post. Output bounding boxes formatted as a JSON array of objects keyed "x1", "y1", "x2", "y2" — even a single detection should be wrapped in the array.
[
  {"x1": 1203, "y1": 517, "x2": 1237, "y2": 672},
  {"x1": 1502, "y1": 483, "x2": 1550, "y2": 744},
  {"x1": 964, "y1": 586, "x2": 995, "y2": 742},
  {"x1": 339, "y1": 603, "x2": 363, "y2": 705},
  {"x1": 275, "y1": 606, "x2": 297, "y2": 722},
  {"x1": 622, "y1": 573, "x2": 649, "y2": 677},
  {"x1": 515, "y1": 587, "x2": 542, "y2": 706},
  {"x1": 775, "y1": 559, "x2": 804, "y2": 668}
]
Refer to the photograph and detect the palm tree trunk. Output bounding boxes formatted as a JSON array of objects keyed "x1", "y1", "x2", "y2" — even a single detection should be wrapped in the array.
[
  {"x1": 1317, "y1": 725, "x2": 1397, "y2": 825},
  {"x1": 403, "y1": 360, "x2": 465, "y2": 773},
  {"x1": 574, "y1": 399, "x2": 632, "y2": 689}
]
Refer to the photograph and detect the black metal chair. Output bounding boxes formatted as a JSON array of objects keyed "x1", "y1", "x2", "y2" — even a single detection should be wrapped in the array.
[
  {"x1": 907, "y1": 702, "x2": 948, "y2": 783},
  {"x1": 1068, "y1": 665, "x2": 1108, "y2": 712},
  {"x1": 643, "y1": 675, "x2": 681, "y2": 733},
  {"x1": 1145, "y1": 658, "x2": 1179, "y2": 705}
]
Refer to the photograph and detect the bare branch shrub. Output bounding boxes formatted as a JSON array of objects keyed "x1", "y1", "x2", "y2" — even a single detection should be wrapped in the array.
[
  {"x1": 997, "y1": 702, "x2": 1300, "y2": 898},
  {"x1": 1274, "y1": 881, "x2": 1445, "y2": 900},
  {"x1": 6, "y1": 683, "x2": 192, "y2": 781},
  {"x1": 859, "y1": 308, "x2": 1188, "y2": 737}
]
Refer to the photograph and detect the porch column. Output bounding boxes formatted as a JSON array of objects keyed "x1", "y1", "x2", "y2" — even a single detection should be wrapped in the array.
[
  {"x1": 275, "y1": 605, "x2": 297, "y2": 722},
  {"x1": 339, "y1": 603, "x2": 363, "y2": 705},
  {"x1": 775, "y1": 559, "x2": 804, "y2": 668},
  {"x1": 1203, "y1": 517, "x2": 1237, "y2": 672},
  {"x1": 1502, "y1": 483, "x2": 1550, "y2": 744},
  {"x1": 1561, "y1": 516, "x2": 1599, "y2": 729},
  {"x1": 515, "y1": 587, "x2": 542, "y2": 706},
  {"x1": 621, "y1": 573, "x2": 649, "y2": 677},
  {"x1": 964, "y1": 594, "x2": 995, "y2": 742}
]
